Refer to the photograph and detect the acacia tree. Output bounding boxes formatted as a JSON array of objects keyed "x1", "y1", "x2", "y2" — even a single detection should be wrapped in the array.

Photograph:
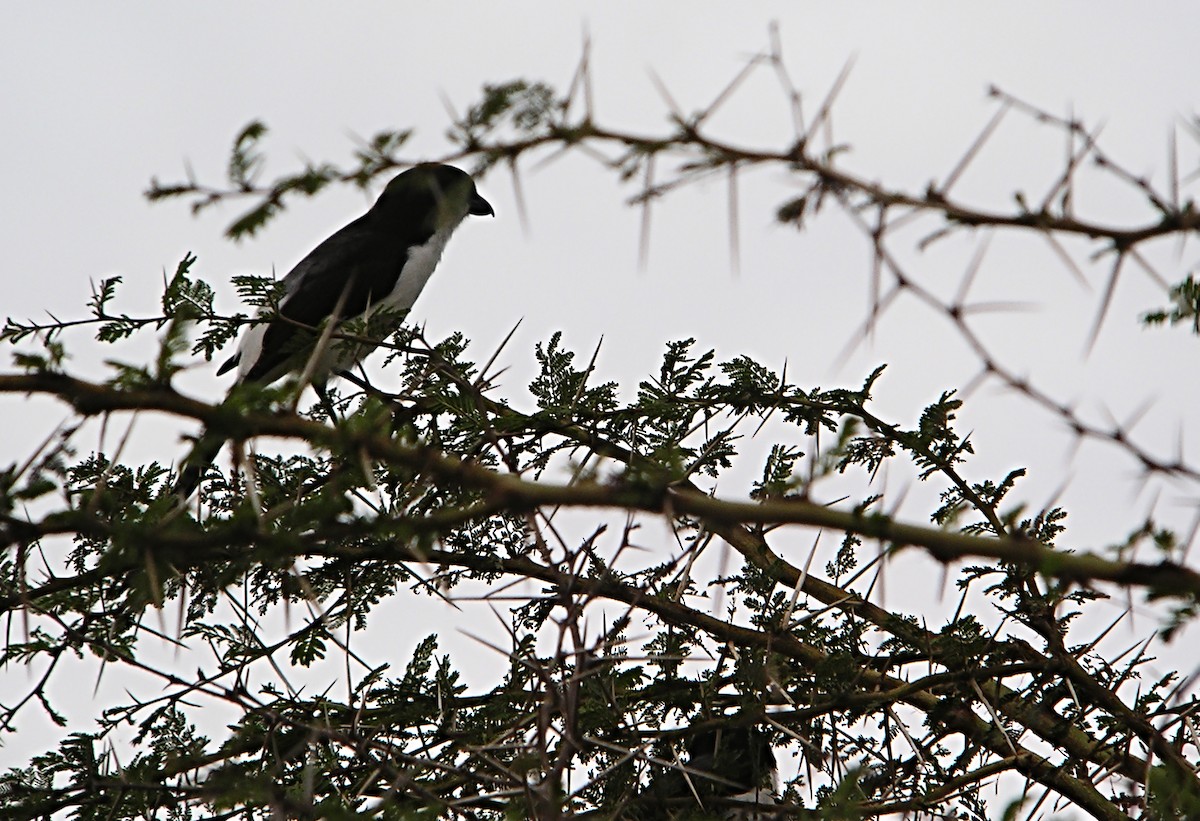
[{"x1": 3, "y1": 45, "x2": 1200, "y2": 820}]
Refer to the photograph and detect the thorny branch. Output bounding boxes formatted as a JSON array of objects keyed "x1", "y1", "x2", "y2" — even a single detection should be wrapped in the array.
[{"x1": 5, "y1": 34, "x2": 1200, "y2": 821}]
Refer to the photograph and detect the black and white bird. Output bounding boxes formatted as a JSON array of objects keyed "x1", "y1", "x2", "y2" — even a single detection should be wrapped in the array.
[
  {"x1": 640, "y1": 724, "x2": 779, "y2": 819},
  {"x1": 173, "y1": 163, "x2": 493, "y2": 498}
]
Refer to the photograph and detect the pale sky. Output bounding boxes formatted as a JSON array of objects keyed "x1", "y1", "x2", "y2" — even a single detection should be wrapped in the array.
[{"x1": 3, "y1": 3, "x2": 1200, "y2": 793}]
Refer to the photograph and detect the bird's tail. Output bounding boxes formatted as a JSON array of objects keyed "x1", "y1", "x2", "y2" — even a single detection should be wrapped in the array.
[{"x1": 171, "y1": 432, "x2": 226, "y2": 499}]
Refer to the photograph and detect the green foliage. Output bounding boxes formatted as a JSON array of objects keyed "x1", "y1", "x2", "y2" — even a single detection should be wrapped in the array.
[
  {"x1": 2, "y1": 234, "x2": 1196, "y2": 820},
  {"x1": 449, "y1": 80, "x2": 561, "y2": 150},
  {"x1": 1147, "y1": 763, "x2": 1200, "y2": 819},
  {"x1": 750, "y1": 444, "x2": 805, "y2": 500},
  {"x1": 224, "y1": 161, "x2": 339, "y2": 241},
  {"x1": 530, "y1": 331, "x2": 618, "y2": 414},
  {"x1": 1143, "y1": 273, "x2": 1200, "y2": 334},
  {"x1": 229, "y1": 120, "x2": 269, "y2": 189},
  {"x1": 146, "y1": 122, "x2": 346, "y2": 239}
]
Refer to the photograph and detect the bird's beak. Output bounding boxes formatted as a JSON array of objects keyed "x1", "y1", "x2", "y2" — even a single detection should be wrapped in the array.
[{"x1": 469, "y1": 192, "x2": 495, "y2": 217}]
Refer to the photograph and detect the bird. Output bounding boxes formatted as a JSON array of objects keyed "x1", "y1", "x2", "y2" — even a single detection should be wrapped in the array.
[
  {"x1": 172, "y1": 163, "x2": 493, "y2": 498},
  {"x1": 637, "y1": 724, "x2": 778, "y2": 819}
]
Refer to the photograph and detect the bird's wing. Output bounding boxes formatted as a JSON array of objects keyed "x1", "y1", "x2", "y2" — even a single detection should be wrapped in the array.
[{"x1": 237, "y1": 214, "x2": 434, "y2": 383}]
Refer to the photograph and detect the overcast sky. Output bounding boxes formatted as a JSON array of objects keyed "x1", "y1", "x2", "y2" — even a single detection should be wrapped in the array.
[{"x1": 3, "y1": 3, "x2": 1200, "y2": 783}]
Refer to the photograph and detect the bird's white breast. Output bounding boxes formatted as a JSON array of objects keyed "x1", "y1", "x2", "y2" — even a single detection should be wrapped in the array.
[
  {"x1": 235, "y1": 321, "x2": 270, "y2": 382},
  {"x1": 315, "y1": 220, "x2": 460, "y2": 376},
  {"x1": 374, "y1": 220, "x2": 458, "y2": 316}
]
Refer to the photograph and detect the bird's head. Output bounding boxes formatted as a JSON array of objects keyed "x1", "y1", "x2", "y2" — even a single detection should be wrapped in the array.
[{"x1": 373, "y1": 163, "x2": 493, "y2": 235}]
